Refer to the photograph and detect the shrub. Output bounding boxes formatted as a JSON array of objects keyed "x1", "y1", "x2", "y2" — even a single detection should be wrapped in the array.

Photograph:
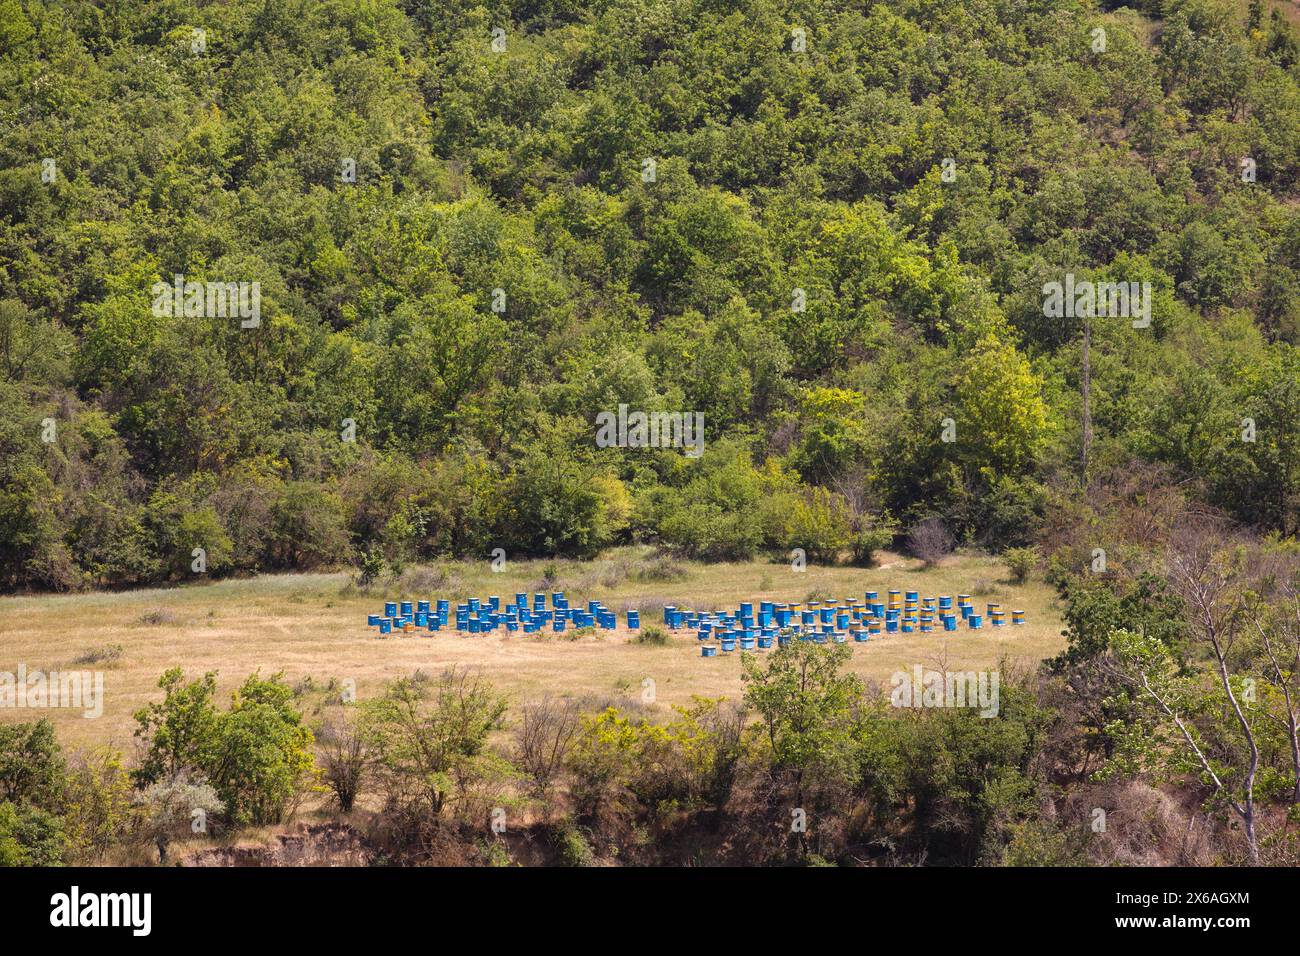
[
  {"x1": 362, "y1": 668, "x2": 508, "y2": 817},
  {"x1": 316, "y1": 709, "x2": 369, "y2": 813},
  {"x1": 852, "y1": 513, "x2": 898, "y2": 567},
  {"x1": 62, "y1": 748, "x2": 134, "y2": 863},
  {"x1": 0, "y1": 801, "x2": 67, "y2": 866},
  {"x1": 503, "y1": 420, "x2": 628, "y2": 556},
  {"x1": 132, "y1": 668, "x2": 316, "y2": 826},
  {"x1": 633, "y1": 552, "x2": 688, "y2": 582},
  {"x1": 670, "y1": 697, "x2": 746, "y2": 812},
  {"x1": 567, "y1": 702, "x2": 744, "y2": 821},
  {"x1": 907, "y1": 516, "x2": 954, "y2": 567},
  {"x1": 633, "y1": 626, "x2": 668, "y2": 646},
  {"x1": 135, "y1": 771, "x2": 224, "y2": 864},
  {"x1": 515, "y1": 697, "x2": 581, "y2": 802},
  {"x1": 567, "y1": 708, "x2": 662, "y2": 819},
  {"x1": 72, "y1": 644, "x2": 124, "y2": 666},
  {"x1": 659, "y1": 502, "x2": 763, "y2": 560},
  {"x1": 784, "y1": 488, "x2": 854, "y2": 564},
  {"x1": 0, "y1": 720, "x2": 66, "y2": 807},
  {"x1": 132, "y1": 669, "x2": 220, "y2": 786},
  {"x1": 357, "y1": 548, "x2": 386, "y2": 588},
  {"x1": 209, "y1": 674, "x2": 318, "y2": 825},
  {"x1": 1003, "y1": 546, "x2": 1039, "y2": 584},
  {"x1": 741, "y1": 642, "x2": 861, "y2": 814},
  {"x1": 553, "y1": 821, "x2": 595, "y2": 866},
  {"x1": 138, "y1": 608, "x2": 177, "y2": 626}
]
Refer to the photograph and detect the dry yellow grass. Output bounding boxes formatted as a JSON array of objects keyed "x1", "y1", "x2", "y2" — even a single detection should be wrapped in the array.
[{"x1": 0, "y1": 547, "x2": 1066, "y2": 751}]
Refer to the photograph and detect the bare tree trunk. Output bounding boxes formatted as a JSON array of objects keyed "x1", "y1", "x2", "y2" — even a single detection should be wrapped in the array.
[{"x1": 1202, "y1": 600, "x2": 1261, "y2": 865}]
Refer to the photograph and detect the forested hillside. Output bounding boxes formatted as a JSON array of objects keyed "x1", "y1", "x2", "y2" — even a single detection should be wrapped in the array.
[{"x1": 3, "y1": 0, "x2": 1300, "y2": 590}]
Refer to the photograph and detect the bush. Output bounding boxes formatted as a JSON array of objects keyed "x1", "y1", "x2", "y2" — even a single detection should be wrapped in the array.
[
  {"x1": 553, "y1": 821, "x2": 595, "y2": 867},
  {"x1": 659, "y1": 502, "x2": 763, "y2": 560},
  {"x1": 1003, "y1": 546, "x2": 1039, "y2": 584},
  {"x1": 634, "y1": 553, "x2": 689, "y2": 582},
  {"x1": 852, "y1": 513, "x2": 899, "y2": 567},
  {"x1": 0, "y1": 720, "x2": 66, "y2": 807},
  {"x1": 907, "y1": 516, "x2": 954, "y2": 567},
  {"x1": 209, "y1": 674, "x2": 317, "y2": 825},
  {"x1": 362, "y1": 668, "x2": 509, "y2": 817},
  {"x1": 650, "y1": 439, "x2": 767, "y2": 560},
  {"x1": 515, "y1": 697, "x2": 581, "y2": 802},
  {"x1": 784, "y1": 488, "x2": 854, "y2": 564},
  {"x1": 567, "y1": 702, "x2": 744, "y2": 821},
  {"x1": 72, "y1": 644, "x2": 124, "y2": 666},
  {"x1": 132, "y1": 668, "x2": 316, "y2": 826},
  {"x1": 62, "y1": 748, "x2": 134, "y2": 863},
  {"x1": 357, "y1": 548, "x2": 386, "y2": 588},
  {"x1": 633, "y1": 626, "x2": 668, "y2": 646},
  {"x1": 135, "y1": 771, "x2": 224, "y2": 864},
  {"x1": 316, "y1": 710, "x2": 369, "y2": 813},
  {"x1": 0, "y1": 801, "x2": 68, "y2": 866}
]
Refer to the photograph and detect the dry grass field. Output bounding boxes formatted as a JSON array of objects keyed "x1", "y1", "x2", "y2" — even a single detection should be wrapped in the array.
[{"x1": 0, "y1": 547, "x2": 1067, "y2": 751}]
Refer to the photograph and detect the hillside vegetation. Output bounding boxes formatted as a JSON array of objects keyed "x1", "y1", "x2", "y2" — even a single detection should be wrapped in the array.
[{"x1": 3, "y1": 0, "x2": 1300, "y2": 590}]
